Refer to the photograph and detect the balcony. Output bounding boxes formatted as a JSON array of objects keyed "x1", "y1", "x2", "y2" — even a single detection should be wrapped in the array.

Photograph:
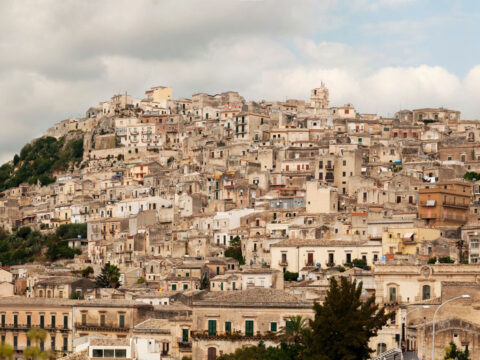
[
  {"x1": 0, "y1": 324, "x2": 70, "y2": 333},
  {"x1": 442, "y1": 201, "x2": 469, "y2": 209},
  {"x1": 191, "y1": 331, "x2": 278, "y2": 341},
  {"x1": 130, "y1": 129, "x2": 139, "y2": 135},
  {"x1": 177, "y1": 342, "x2": 192, "y2": 350},
  {"x1": 278, "y1": 260, "x2": 288, "y2": 266},
  {"x1": 74, "y1": 323, "x2": 129, "y2": 332}
]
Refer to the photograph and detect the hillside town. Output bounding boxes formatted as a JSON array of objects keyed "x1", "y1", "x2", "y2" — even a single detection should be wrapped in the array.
[{"x1": 0, "y1": 84, "x2": 479, "y2": 360}]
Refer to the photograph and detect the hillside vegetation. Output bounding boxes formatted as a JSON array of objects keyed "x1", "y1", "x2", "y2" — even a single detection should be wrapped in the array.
[
  {"x1": 0, "y1": 223, "x2": 86, "y2": 266},
  {"x1": 0, "y1": 136, "x2": 83, "y2": 191}
]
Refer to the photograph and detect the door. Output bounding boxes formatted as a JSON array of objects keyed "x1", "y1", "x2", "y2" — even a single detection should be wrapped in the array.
[
  {"x1": 307, "y1": 253, "x2": 313, "y2": 265},
  {"x1": 208, "y1": 347, "x2": 217, "y2": 360}
]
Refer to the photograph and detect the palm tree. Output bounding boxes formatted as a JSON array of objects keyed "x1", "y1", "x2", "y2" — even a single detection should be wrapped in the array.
[
  {"x1": 0, "y1": 343, "x2": 14, "y2": 360},
  {"x1": 278, "y1": 315, "x2": 310, "y2": 344},
  {"x1": 24, "y1": 328, "x2": 47, "y2": 360},
  {"x1": 27, "y1": 328, "x2": 47, "y2": 346}
]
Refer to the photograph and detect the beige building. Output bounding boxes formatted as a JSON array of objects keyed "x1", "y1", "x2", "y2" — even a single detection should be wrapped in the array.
[
  {"x1": 271, "y1": 239, "x2": 382, "y2": 273},
  {"x1": 191, "y1": 288, "x2": 313, "y2": 360},
  {"x1": 305, "y1": 182, "x2": 338, "y2": 214}
]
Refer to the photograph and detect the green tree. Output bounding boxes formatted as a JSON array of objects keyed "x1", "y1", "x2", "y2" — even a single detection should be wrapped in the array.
[
  {"x1": 81, "y1": 266, "x2": 94, "y2": 278},
  {"x1": 302, "y1": 277, "x2": 393, "y2": 360},
  {"x1": 464, "y1": 171, "x2": 480, "y2": 181},
  {"x1": 217, "y1": 341, "x2": 302, "y2": 360},
  {"x1": 278, "y1": 315, "x2": 309, "y2": 344},
  {"x1": 0, "y1": 343, "x2": 14, "y2": 360},
  {"x1": 444, "y1": 341, "x2": 470, "y2": 360},
  {"x1": 283, "y1": 271, "x2": 299, "y2": 282},
  {"x1": 224, "y1": 236, "x2": 245, "y2": 265},
  {"x1": 351, "y1": 258, "x2": 370, "y2": 270},
  {"x1": 200, "y1": 272, "x2": 210, "y2": 290},
  {"x1": 136, "y1": 277, "x2": 146, "y2": 284},
  {"x1": 96, "y1": 263, "x2": 121, "y2": 288},
  {"x1": 24, "y1": 328, "x2": 53, "y2": 360}
]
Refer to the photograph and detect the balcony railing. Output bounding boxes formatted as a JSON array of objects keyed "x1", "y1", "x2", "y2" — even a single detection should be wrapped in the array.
[
  {"x1": 177, "y1": 342, "x2": 192, "y2": 350},
  {"x1": 0, "y1": 324, "x2": 70, "y2": 332},
  {"x1": 191, "y1": 331, "x2": 278, "y2": 341},
  {"x1": 442, "y1": 201, "x2": 469, "y2": 209},
  {"x1": 74, "y1": 323, "x2": 129, "y2": 332},
  {"x1": 279, "y1": 260, "x2": 288, "y2": 266}
]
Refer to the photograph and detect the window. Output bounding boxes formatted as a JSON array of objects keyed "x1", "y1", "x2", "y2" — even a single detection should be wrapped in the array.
[
  {"x1": 51, "y1": 315, "x2": 56, "y2": 328},
  {"x1": 51, "y1": 336, "x2": 56, "y2": 351},
  {"x1": 172, "y1": 284, "x2": 177, "y2": 291},
  {"x1": 13, "y1": 336, "x2": 17, "y2": 349},
  {"x1": 119, "y1": 315, "x2": 125, "y2": 328},
  {"x1": 328, "y1": 253, "x2": 334, "y2": 265},
  {"x1": 225, "y1": 321, "x2": 232, "y2": 333},
  {"x1": 208, "y1": 320, "x2": 217, "y2": 335},
  {"x1": 100, "y1": 314, "x2": 105, "y2": 327},
  {"x1": 104, "y1": 350, "x2": 114, "y2": 358},
  {"x1": 422, "y1": 285, "x2": 431, "y2": 300},
  {"x1": 63, "y1": 337, "x2": 68, "y2": 351},
  {"x1": 183, "y1": 284, "x2": 188, "y2": 290},
  {"x1": 245, "y1": 320, "x2": 254, "y2": 336},
  {"x1": 81, "y1": 313, "x2": 86, "y2": 326},
  {"x1": 27, "y1": 314, "x2": 31, "y2": 328},
  {"x1": 182, "y1": 328, "x2": 189, "y2": 342},
  {"x1": 270, "y1": 322, "x2": 277, "y2": 332},
  {"x1": 1, "y1": 314, "x2": 4, "y2": 327},
  {"x1": 93, "y1": 349, "x2": 103, "y2": 358},
  {"x1": 389, "y1": 287, "x2": 397, "y2": 302},
  {"x1": 40, "y1": 315, "x2": 45, "y2": 328},
  {"x1": 13, "y1": 314, "x2": 17, "y2": 327}
]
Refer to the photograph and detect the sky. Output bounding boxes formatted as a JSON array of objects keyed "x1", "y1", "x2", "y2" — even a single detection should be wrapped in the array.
[{"x1": 0, "y1": 0, "x2": 479, "y2": 163}]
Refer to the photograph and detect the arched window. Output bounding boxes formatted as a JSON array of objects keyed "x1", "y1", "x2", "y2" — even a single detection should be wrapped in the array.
[{"x1": 422, "y1": 285, "x2": 431, "y2": 300}]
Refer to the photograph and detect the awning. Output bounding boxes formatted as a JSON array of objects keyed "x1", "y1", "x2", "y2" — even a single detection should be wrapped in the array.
[
  {"x1": 426, "y1": 200, "x2": 436, "y2": 206},
  {"x1": 403, "y1": 232, "x2": 414, "y2": 239}
]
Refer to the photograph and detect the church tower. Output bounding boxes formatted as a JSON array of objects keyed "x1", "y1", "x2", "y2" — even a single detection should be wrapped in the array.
[{"x1": 310, "y1": 82, "x2": 329, "y2": 109}]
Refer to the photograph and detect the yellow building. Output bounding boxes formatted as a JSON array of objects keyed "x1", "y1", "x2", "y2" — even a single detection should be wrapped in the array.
[
  {"x1": 145, "y1": 86, "x2": 172, "y2": 103},
  {"x1": 382, "y1": 227, "x2": 441, "y2": 257}
]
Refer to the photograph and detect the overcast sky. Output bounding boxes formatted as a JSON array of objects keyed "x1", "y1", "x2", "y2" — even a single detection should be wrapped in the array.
[{"x1": 1, "y1": 0, "x2": 479, "y2": 162}]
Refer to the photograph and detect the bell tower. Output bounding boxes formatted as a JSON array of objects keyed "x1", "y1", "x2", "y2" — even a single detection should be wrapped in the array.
[{"x1": 310, "y1": 82, "x2": 329, "y2": 109}]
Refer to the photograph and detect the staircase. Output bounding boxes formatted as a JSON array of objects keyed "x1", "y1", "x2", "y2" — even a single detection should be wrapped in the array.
[{"x1": 371, "y1": 348, "x2": 402, "y2": 360}]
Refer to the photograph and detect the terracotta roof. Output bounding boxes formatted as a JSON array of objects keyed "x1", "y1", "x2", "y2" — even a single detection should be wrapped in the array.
[{"x1": 194, "y1": 288, "x2": 311, "y2": 308}]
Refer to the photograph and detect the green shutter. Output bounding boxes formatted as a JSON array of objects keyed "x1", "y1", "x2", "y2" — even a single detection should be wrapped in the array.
[
  {"x1": 270, "y1": 322, "x2": 277, "y2": 332},
  {"x1": 286, "y1": 320, "x2": 293, "y2": 332},
  {"x1": 119, "y1": 315, "x2": 125, "y2": 328},
  {"x1": 172, "y1": 284, "x2": 177, "y2": 291},
  {"x1": 208, "y1": 320, "x2": 217, "y2": 335},
  {"x1": 225, "y1": 321, "x2": 231, "y2": 333},
  {"x1": 245, "y1": 320, "x2": 254, "y2": 336},
  {"x1": 182, "y1": 328, "x2": 189, "y2": 342}
]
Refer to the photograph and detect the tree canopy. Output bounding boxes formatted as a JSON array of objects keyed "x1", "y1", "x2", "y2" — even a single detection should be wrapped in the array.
[
  {"x1": 0, "y1": 224, "x2": 84, "y2": 266},
  {"x1": 96, "y1": 263, "x2": 121, "y2": 288},
  {"x1": 218, "y1": 276, "x2": 392, "y2": 360},
  {"x1": 302, "y1": 277, "x2": 393, "y2": 360},
  {"x1": 444, "y1": 341, "x2": 470, "y2": 360},
  {"x1": 224, "y1": 236, "x2": 245, "y2": 265},
  {"x1": 0, "y1": 136, "x2": 83, "y2": 191},
  {"x1": 217, "y1": 341, "x2": 303, "y2": 360}
]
